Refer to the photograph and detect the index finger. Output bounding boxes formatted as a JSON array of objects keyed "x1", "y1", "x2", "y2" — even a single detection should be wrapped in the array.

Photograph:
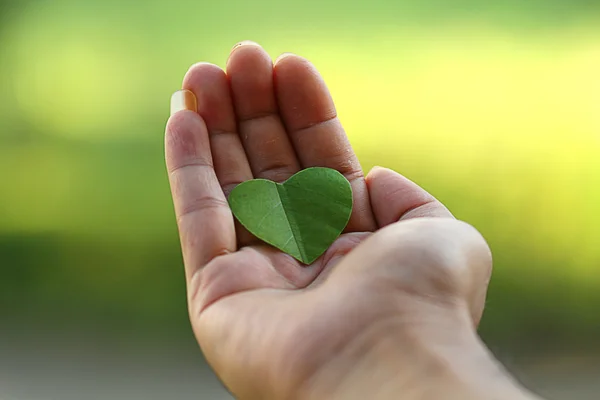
[{"x1": 166, "y1": 90, "x2": 236, "y2": 282}]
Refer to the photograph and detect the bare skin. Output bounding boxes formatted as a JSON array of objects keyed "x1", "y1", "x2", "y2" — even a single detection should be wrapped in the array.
[{"x1": 165, "y1": 42, "x2": 542, "y2": 400}]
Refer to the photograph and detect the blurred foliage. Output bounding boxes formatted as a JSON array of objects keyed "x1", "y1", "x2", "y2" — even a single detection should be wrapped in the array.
[{"x1": 1, "y1": 0, "x2": 599, "y2": 355}]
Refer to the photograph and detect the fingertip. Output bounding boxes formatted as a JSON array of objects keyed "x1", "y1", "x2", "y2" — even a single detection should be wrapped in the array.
[
  {"x1": 166, "y1": 107, "x2": 203, "y2": 135},
  {"x1": 183, "y1": 62, "x2": 226, "y2": 91},
  {"x1": 370, "y1": 165, "x2": 390, "y2": 173},
  {"x1": 365, "y1": 166, "x2": 396, "y2": 185},
  {"x1": 367, "y1": 167, "x2": 451, "y2": 226},
  {"x1": 182, "y1": 61, "x2": 238, "y2": 135},
  {"x1": 186, "y1": 61, "x2": 223, "y2": 73},
  {"x1": 231, "y1": 40, "x2": 260, "y2": 50},
  {"x1": 274, "y1": 52, "x2": 300, "y2": 66},
  {"x1": 230, "y1": 40, "x2": 262, "y2": 53},
  {"x1": 366, "y1": 165, "x2": 389, "y2": 176},
  {"x1": 165, "y1": 109, "x2": 210, "y2": 173},
  {"x1": 274, "y1": 53, "x2": 336, "y2": 132},
  {"x1": 228, "y1": 41, "x2": 265, "y2": 65},
  {"x1": 226, "y1": 41, "x2": 272, "y2": 74}
]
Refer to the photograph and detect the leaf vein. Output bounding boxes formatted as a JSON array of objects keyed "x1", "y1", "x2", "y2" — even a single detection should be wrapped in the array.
[{"x1": 255, "y1": 201, "x2": 283, "y2": 230}]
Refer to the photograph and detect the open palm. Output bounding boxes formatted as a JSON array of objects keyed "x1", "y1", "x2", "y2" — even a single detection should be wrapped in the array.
[{"x1": 165, "y1": 42, "x2": 487, "y2": 399}]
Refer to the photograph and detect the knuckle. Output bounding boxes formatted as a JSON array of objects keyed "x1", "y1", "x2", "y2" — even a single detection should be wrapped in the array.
[{"x1": 176, "y1": 196, "x2": 229, "y2": 223}]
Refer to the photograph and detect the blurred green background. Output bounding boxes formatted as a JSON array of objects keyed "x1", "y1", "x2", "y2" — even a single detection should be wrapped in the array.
[{"x1": 1, "y1": 0, "x2": 599, "y2": 398}]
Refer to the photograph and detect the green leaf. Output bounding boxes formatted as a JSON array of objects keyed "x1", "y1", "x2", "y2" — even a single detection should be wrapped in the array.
[{"x1": 228, "y1": 167, "x2": 353, "y2": 264}]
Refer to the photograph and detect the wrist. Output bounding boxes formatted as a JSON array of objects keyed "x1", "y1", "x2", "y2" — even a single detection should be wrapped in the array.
[
  {"x1": 299, "y1": 300, "x2": 540, "y2": 400},
  {"x1": 415, "y1": 309, "x2": 541, "y2": 400}
]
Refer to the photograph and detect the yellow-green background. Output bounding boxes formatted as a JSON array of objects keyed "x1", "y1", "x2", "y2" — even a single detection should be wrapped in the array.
[{"x1": 1, "y1": 0, "x2": 599, "y2": 398}]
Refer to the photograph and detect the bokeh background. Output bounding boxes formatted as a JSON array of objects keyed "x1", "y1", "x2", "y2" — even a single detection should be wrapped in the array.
[{"x1": 1, "y1": 0, "x2": 599, "y2": 399}]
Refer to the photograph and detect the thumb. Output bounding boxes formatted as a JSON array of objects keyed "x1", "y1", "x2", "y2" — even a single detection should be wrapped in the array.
[
  {"x1": 365, "y1": 166, "x2": 453, "y2": 227},
  {"x1": 331, "y1": 218, "x2": 492, "y2": 326}
]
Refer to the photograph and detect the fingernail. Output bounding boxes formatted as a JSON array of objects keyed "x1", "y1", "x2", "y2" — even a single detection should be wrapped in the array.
[{"x1": 170, "y1": 89, "x2": 197, "y2": 116}]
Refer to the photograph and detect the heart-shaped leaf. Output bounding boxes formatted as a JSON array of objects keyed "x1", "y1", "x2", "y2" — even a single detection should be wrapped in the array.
[{"x1": 228, "y1": 167, "x2": 353, "y2": 264}]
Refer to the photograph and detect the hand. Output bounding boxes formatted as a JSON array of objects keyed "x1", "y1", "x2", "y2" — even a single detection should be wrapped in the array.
[{"x1": 165, "y1": 42, "x2": 536, "y2": 399}]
